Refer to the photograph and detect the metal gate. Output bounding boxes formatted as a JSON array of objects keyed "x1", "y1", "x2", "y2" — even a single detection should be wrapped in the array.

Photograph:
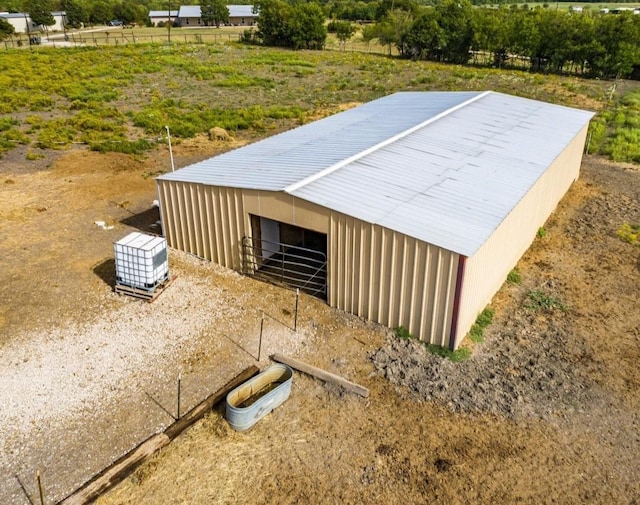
[{"x1": 242, "y1": 236, "x2": 327, "y2": 298}]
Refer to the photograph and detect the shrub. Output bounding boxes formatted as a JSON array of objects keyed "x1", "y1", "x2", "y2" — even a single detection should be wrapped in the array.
[
  {"x1": 507, "y1": 268, "x2": 522, "y2": 284},
  {"x1": 26, "y1": 150, "x2": 45, "y2": 161},
  {"x1": 537, "y1": 227, "x2": 547, "y2": 238},
  {"x1": 617, "y1": 223, "x2": 640, "y2": 246},
  {"x1": 525, "y1": 289, "x2": 567, "y2": 313},
  {"x1": 90, "y1": 139, "x2": 155, "y2": 154},
  {"x1": 394, "y1": 326, "x2": 471, "y2": 361},
  {"x1": 468, "y1": 307, "x2": 494, "y2": 343}
]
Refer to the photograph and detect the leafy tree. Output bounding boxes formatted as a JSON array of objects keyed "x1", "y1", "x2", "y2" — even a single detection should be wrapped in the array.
[
  {"x1": 471, "y1": 7, "x2": 511, "y2": 67},
  {"x1": 112, "y1": 1, "x2": 138, "y2": 25},
  {"x1": 328, "y1": 1, "x2": 376, "y2": 22},
  {"x1": 0, "y1": 0, "x2": 22, "y2": 12},
  {"x1": 592, "y1": 12, "x2": 640, "y2": 78},
  {"x1": 201, "y1": 0, "x2": 229, "y2": 27},
  {"x1": 433, "y1": 0, "x2": 474, "y2": 64},
  {"x1": 26, "y1": 0, "x2": 55, "y2": 28},
  {"x1": 290, "y1": 2, "x2": 326, "y2": 49},
  {"x1": 333, "y1": 20, "x2": 355, "y2": 50},
  {"x1": 377, "y1": 9, "x2": 413, "y2": 56},
  {"x1": 374, "y1": 0, "x2": 417, "y2": 22},
  {"x1": 255, "y1": 0, "x2": 326, "y2": 50},
  {"x1": 89, "y1": 1, "x2": 112, "y2": 25},
  {"x1": 255, "y1": 0, "x2": 293, "y2": 47},
  {"x1": 62, "y1": 0, "x2": 87, "y2": 28},
  {"x1": 0, "y1": 17, "x2": 15, "y2": 38},
  {"x1": 403, "y1": 8, "x2": 442, "y2": 60}
]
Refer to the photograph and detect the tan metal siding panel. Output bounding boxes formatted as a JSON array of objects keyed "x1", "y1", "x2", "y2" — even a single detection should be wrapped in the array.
[
  {"x1": 453, "y1": 125, "x2": 589, "y2": 348},
  {"x1": 203, "y1": 186, "x2": 214, "y2": 261},
  {"x1": 329, "y1": 214, "x2": 458, "y2": 345},
  {"x1": 157, "y1": 182, "x2": 247, "y2": 269},
  {"x1": 174, "y1": 183, "x2": 189, "y2": 252}
]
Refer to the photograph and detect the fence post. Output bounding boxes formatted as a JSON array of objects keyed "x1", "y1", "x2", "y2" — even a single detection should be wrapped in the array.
[
  {"x1": 177, "y1": 372, "x2": 182, "y2": 420},
  {"x1": 37, "y1": 471, "x2": 44, "y2": 505},
  {"x1": 258, "y1": 312, "x2": 264, "y2": 361},
  {"x1": 294, "y1": 288, "x2": 299, "y2": 332}
]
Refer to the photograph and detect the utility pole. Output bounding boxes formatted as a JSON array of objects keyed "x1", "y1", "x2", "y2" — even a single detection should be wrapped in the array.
[
  {"x1": 24, "y1": 13, "x2": 31, "y2": 46},
  {"x1": 168, "y1": 0, "x2": 171, "y2": 43}
]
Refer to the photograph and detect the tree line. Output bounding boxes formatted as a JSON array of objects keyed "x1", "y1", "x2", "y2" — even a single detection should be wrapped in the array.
[
  {"x1": 249, "y1": 0, "x2": 639, "y2": 79},
  {"x1": 2, "y1": 0, "x2": 638, "y2": 80},
  {"x1": 367, "y1": 1, "x2": 640, "y2": 79}
]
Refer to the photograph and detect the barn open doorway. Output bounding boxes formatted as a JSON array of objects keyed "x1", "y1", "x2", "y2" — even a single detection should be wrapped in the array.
[{"x1": 242, "y1": 215, "x2": 327, "y2": 299}]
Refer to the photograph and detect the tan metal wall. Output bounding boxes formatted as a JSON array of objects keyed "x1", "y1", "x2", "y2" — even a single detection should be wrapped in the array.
[
  {"x1": 157, "y1": 181, "x2": 247, "y2": 268},
  {"x1": 157, "y1": 182, "x2": 330, "y2": 270},
  {"x1": 452, "y1": 124, "x2": 590, "y2": 348},
  {"x1": 329, "y1": 214, "x2": 459, "y2": 346},
  {"x1": 158, "y1": 180, "x2": 460, "y2": 346}
]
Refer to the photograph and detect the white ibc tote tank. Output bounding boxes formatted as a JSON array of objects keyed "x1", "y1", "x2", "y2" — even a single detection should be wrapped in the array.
[{"x1": 113, "y1": 232, "x2": 169, "y2": 291}]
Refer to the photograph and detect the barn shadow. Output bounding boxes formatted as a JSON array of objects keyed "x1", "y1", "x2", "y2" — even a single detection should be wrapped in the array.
[
  {"x1": 120, "y1": 206, "x2": 161, "y2": 234},
  {"x1": 93, "y1": 258, "x2": 116, "y2": 288}
]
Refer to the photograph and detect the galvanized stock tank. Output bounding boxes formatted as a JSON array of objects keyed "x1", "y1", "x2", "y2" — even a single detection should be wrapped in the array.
[{"x1": 225, "y1": 364, "x2": 293, "y2": 431}]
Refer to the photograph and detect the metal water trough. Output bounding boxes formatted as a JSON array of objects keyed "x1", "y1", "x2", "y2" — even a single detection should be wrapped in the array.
[{"x1": 225, "y1": 364, "x2": 293, "y2": 431}]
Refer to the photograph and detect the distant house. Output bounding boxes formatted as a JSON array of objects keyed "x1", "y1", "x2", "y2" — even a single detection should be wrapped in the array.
[
  {"x1": 148, "y1": 10, "x2": 178, "y2": 26},
  {"x1": 176, "y1": 5, "x2": 256, "y2": 27},
  {"x1": 228, "y1": 5, "x2": 255, "y2": 26},
  {"x1": 177, "y1": 5, "x2": 202, "y2": 26},
  {"x1": 0, "y1": 11, "x2": 66, "y2": 33}
]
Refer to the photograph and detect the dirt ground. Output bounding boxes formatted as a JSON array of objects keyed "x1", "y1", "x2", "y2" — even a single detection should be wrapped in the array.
[{"x1": 1, "y1": 137, "x2": 639, "y2": 504}]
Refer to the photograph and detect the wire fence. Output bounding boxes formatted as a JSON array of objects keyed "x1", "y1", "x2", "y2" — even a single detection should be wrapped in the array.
[{"x1": 1, "y1": 30, "x2": 243, "y2": 49}]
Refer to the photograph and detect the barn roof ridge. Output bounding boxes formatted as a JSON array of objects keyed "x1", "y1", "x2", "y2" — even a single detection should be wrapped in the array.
[
  {"x1": 157, "y1": 91, "x2": 594, "y2": 256},
  {"x1": 284, "y1": 91, "x2": 492, "y2": 194}
]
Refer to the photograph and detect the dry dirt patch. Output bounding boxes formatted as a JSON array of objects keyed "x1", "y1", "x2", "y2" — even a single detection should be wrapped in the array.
[{"x1": 1, "y1": 146, "x2": 639, "y2": 504}]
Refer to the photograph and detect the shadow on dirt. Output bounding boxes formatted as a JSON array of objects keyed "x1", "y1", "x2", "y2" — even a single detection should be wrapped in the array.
[
  {"x1": 120, "y1": 206, "x2": 161, "y2": 234},
  {"x1": 93, "y1": 258, "x2": 116, "y2": 288}
]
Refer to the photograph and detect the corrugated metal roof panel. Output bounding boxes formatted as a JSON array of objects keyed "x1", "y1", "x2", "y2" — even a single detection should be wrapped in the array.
[
  {"x1": 159, "y1": 91, "x2": 594, "y2": 255},
  {"x1": 158, "y1": 91, "x2": 481, "y2": 190},
  {"x1": 228, "y1": 5, "x2": 255, "y2": 17},
  {"x1": 178, "y1": 5, "x2": 201, "y2": 17}
]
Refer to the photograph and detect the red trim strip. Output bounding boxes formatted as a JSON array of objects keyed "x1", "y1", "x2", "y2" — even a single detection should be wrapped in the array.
[{"x1": 449, "y1": 255, "x2": 466, "y2": 350}]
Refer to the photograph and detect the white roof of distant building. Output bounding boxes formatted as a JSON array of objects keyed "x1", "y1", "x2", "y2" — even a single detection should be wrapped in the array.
[
  {"x1": 177, "y1": 5, "x2": 201, "y2": 17},
  {"x1": 149, "y1": 10, "x2": 179, "y2": 17},
  {"x1": 228, "y1": 5, "x2": 255, "y2": 17}
]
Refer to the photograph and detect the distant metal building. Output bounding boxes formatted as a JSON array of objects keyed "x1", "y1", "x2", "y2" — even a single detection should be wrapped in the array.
[
  {"x1": 157, "y1": 91, "x2": 594, "y2": 349},
  {"x1": 0, "y1": 11, "x2": 66, "y2": 33},
  {"x1": 148, "y1": 10, "x2": 178, "y2": 26},
  {"x1": 176, "y1": 5, "x2": 256, "y2": 26}
]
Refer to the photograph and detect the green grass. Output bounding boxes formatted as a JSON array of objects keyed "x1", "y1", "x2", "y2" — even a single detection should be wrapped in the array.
[
  {"x1": 468, "y1": 307, "x2": 495, "y2": 343},
  {"x1": 617, "y1": 223, "x2": 640, "y2": 246},
  {"x1": 394, "y1": 326, "x2": 471, "y2": 361},
  {"x1": 590, "y1": 89, "x2": 640, "y2": 163},
  {"x1": 0, "y1": 42, "x2": 638, "y2": 158},
  {"x1": 507, "y1": 268, "x2": 522, "y2": 284},
  {"x1": 537, "y1": 227, "x2": 547, "y2": 238},
  {"x1": 525, "y1": 289, "x2": 568, "y2": 313},
  {"x1": 510, "y1": 2, "x2": 638, "y2": 10}
]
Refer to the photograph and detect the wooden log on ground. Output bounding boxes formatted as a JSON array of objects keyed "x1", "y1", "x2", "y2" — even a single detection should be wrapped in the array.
[
  {"x1": 58, "y1": 365, "x2": 260, "y2": 505},
  {"x1": 271, "y1": 353, "x2": 369, "y2": 398},
  {"x1": 164, "y1": 365, "x2": 259, "y2": 440},
  {"x1": 58, "y1": 433, "x2": 170, "y2": 505}
]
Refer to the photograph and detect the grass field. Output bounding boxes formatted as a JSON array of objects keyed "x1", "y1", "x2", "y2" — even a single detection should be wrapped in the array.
[
  {"x1": 506, "y1": 2, "x2": 639, "y2": 9},
  {"x1": 0, "y1": 36, "x2": 639, "y2": 161}
]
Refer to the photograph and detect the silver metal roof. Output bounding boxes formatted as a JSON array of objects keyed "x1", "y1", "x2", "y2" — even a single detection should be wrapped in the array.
[
  {"x1": 177, "y1": 5, "x2": 201, "y2": 17},
  {"x1": 228, "y1": 5, "x2": 255, "y2": 17},
  {"x1": 158, "y1": 91, "x2": 594, "y2": 256},
  {"x1": 149, "y1": 10, "x2": 178, "y2": 17},
  {"x1": 176, "y1": 5, "x2": 254, "y2": 18}
]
